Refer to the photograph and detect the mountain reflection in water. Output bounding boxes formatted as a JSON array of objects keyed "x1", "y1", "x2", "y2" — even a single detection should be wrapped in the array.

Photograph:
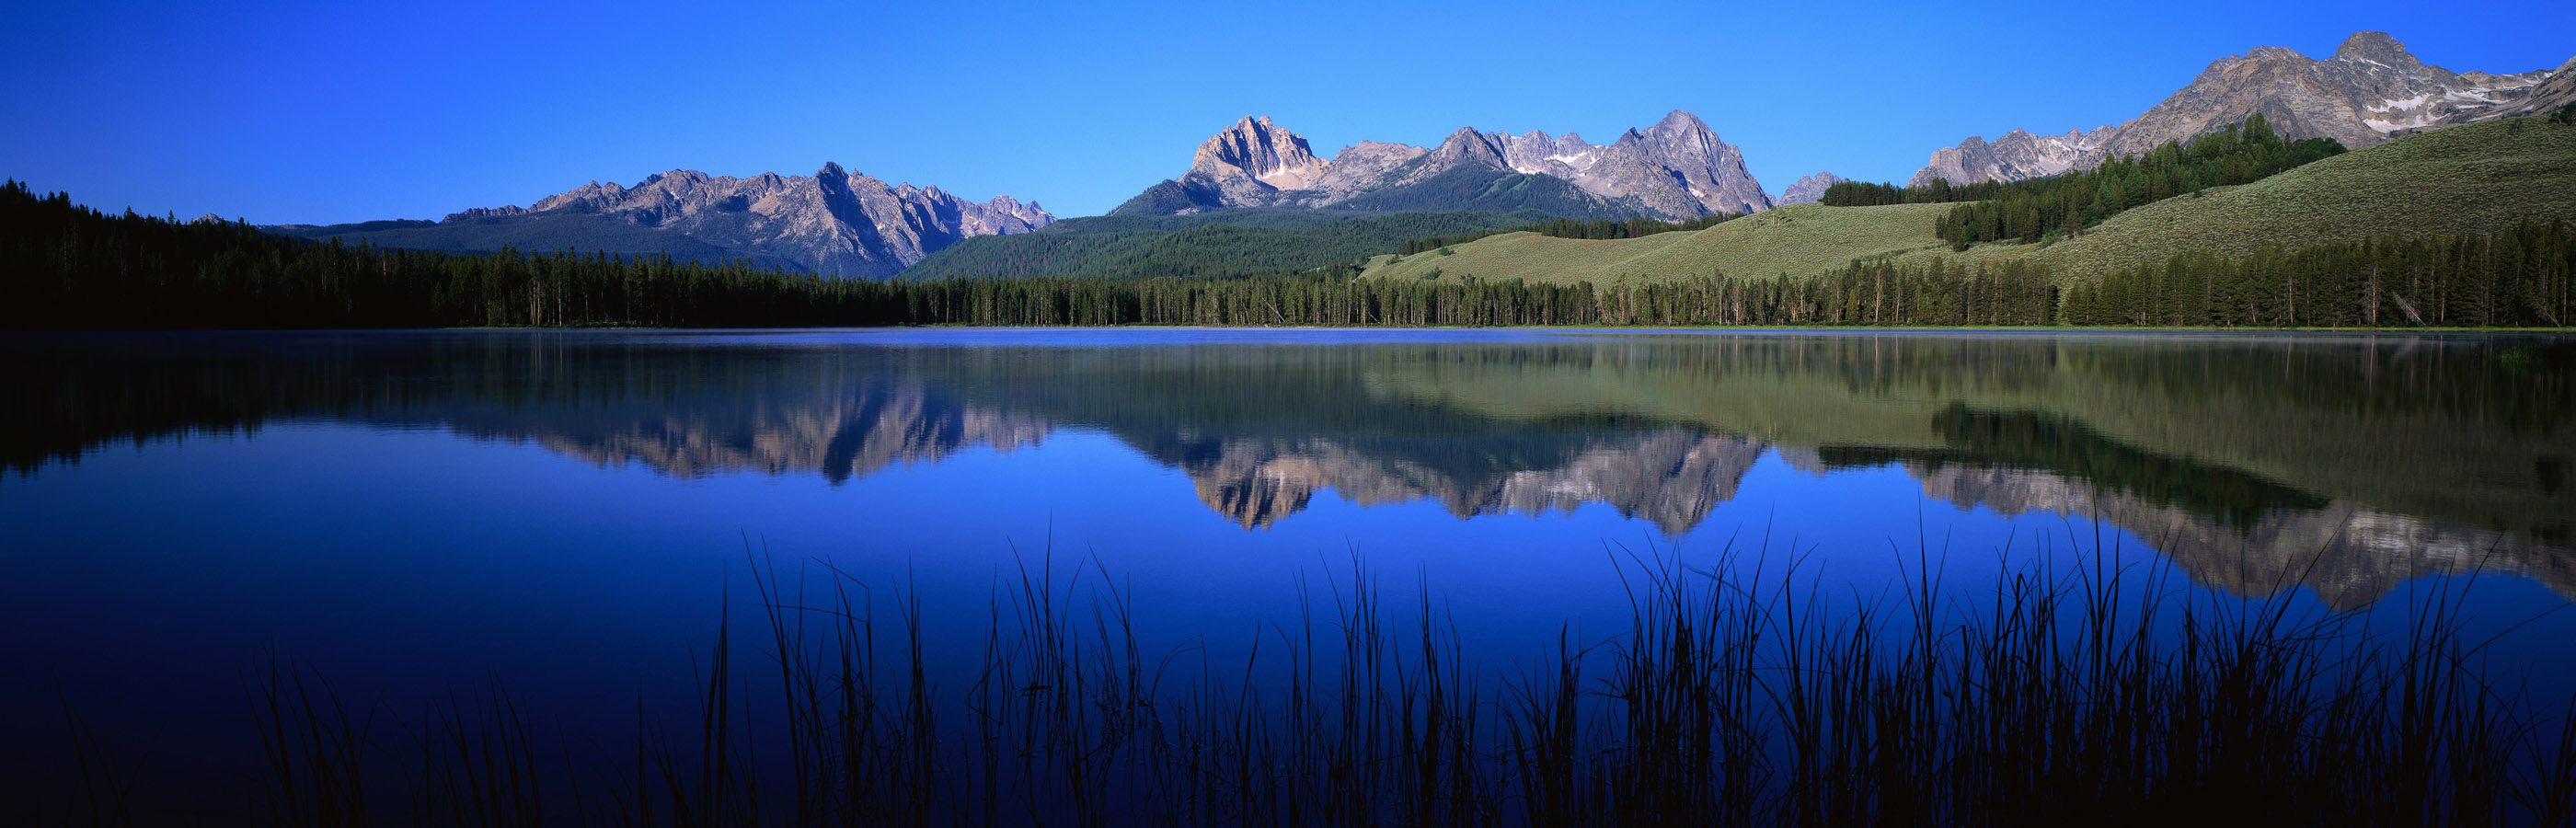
[{"x1": 6, "y1": 329, "x2": 2570, "y2": 607}]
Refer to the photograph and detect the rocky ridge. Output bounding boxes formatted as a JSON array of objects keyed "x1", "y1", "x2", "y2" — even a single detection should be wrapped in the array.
[
  {"x1": 1776, "y1": 172, "x2": 1849, "y2": 206},
  {"x1": 1116, "y1": 111, "x2": 1773, "y2": 220},
  {"x1": 1905, "y1": 127, "x2": 2116, "y2": 189},
  {"x1": 283, "y1": 165, "x2": 1053, "y2": 280},
  {"x1": 1906, "y1": 31, "x2": 2572, "y2": 186}
]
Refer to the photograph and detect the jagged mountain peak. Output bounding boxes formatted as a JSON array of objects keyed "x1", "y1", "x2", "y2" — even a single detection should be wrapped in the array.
[
  {"x1": 1432, "y1": 126, "x2": 1504, "y2": 157},
  {"x1": 1113, "y1": 112, "x2": 1770, "y2": 220},
  {"x1": 2332, "y1": 30, "x2": 2418, "y2": 69},
  {"x1": 1190, "y1": 115, "x2": 1324, "y2": 184},
  {"x1": 1650, "y1": 109, "x2": 1711, "y2": 133}
]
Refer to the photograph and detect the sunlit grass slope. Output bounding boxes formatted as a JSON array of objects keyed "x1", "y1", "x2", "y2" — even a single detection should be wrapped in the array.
[
  {"x1": 1359, "y1": 202, "x2": 1954, "y2": 284},
  {"x1": 2025, "y1": 117, "x2": 2576, "y2": 275}
]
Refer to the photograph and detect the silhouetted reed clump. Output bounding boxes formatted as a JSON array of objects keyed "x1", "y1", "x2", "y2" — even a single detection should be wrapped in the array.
[{"x1": 52, "y1": 535, "x2": 2576, "y2": 826}]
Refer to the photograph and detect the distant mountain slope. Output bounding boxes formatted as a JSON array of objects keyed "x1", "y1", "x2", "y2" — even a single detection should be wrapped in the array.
[
  {"x1": 904, "y1": 208, "x2": 1550, "y2": 281},
  {"x1": 272, "y1": 164, "x2": 1053, "y2": 279},
  {"x1": 1360, "y1": 114, "x2": 2576, "y2": 286},
  {"x1": 1113, "y1": 112, "x2": 1771, "y2": 220},
  {"x1": 1906, "y1": 31, "x2": 2572, "y2": 187}
]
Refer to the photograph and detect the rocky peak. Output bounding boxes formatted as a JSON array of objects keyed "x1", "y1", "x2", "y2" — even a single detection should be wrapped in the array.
[
  {"x1": 1777, "y1": 172, "x2": 1846, "y2": 206},
  {"x1": 1190, "y1": 115, "x2": 1327, "y2": 189},
  {"x1": 1426, "y1": 126, "x2": 1509, "y2": 169},
  {"x1": 2332, "y1": 30, "x2": 2418, "y2": 70}
]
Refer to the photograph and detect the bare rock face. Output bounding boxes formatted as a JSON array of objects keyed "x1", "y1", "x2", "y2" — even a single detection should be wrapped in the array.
[
  {"x1": 2097, "y1": 31, "x2": 2557, "y2": 158},
  {"x1": 1905, "y1": 30, "x2": 2570, "y2": 186},
  {"x1": 1776, "y1": 172, "x2": 1848, "y2": 206},
  {"x1": 1115, "y1": 111, "x2": 1773, "y2": 219},
  {"x1": 1492, "y1": 110, "x2": 1774, "y2": 217},
  {"x1": 1191, "y1": 116, "x2": 1329, "y2": 190},
  {"x1": 1905, "y1": 127, "x2": 2114, "y2": 189},
  {"x1": 433, "y1": 165, "x2": 1052, "y2": 279}
]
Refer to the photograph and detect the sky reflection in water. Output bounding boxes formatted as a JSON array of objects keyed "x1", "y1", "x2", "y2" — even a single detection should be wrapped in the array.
[{"x1": 4, "y1": 328, "x2": 2571, "y2": 805}]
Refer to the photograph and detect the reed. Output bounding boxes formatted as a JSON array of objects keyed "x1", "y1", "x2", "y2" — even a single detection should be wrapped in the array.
[{"x1": 49, "y1": 531, "x2": 2576, "y2": 826}]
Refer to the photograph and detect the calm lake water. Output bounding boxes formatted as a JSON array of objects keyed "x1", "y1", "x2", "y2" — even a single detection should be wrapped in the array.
[{"x1": 6, "y1": 328, "x2": 2573, "y2": 814}]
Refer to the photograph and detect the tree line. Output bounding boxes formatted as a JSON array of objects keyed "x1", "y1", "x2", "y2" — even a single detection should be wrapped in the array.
[
  {"x1": 6, "y1": 179, "x2": 2569, "y2": 330},
  {"x1": 2060, "y1": 220, "x2": 2576, "y2": 328},
  {"x1": 1394, "y1": 213, "x2": 1742, "y2": 256},
  {"x1": 1818, "y1": 178, "x2": 2006, "y2": 207}
]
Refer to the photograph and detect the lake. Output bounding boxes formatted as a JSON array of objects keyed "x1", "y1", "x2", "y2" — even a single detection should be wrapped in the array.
[{"x1": 6, "y1": 328, "x2": 2572, "y2": 823}]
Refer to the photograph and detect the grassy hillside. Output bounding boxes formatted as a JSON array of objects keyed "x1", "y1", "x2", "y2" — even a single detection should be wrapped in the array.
[
  {"x1": 1359, "y1": 202, "x2": 1955, "y2": 284},
  {"x1": 903, "y1": 208, "x2": 1552, "y2": 281},
  {"x1": 1361, "y1": 116, "x2": 2576, "y2": 286},
  {"x1": 2026, "y1": 117, "x2": 2576, "y2": 276}
]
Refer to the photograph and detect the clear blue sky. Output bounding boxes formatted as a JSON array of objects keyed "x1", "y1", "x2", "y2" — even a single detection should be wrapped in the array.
[{"x1": 5, "y1": 0, "x2": 2570, "y2": 224}]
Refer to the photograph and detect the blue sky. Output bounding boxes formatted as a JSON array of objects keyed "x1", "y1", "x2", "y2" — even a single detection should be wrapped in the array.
[{"x1": 5, "y1": 0, "x2": 2570, "y2": 224}]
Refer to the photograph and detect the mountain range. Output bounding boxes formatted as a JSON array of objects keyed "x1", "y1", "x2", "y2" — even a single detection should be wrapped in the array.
[
  {"x1": 274, "y1": 163, "x2": 1053, "y2": 280},
  {"x1": 261, "y1": 29, "x2": 2570, "y2": 281},
  {"x1": 1906, "y1": 30, "x2": 2574, "y2": 187},
  {"x1": 1112, "y1": 111, "x2": 1774, "y2": 221}
]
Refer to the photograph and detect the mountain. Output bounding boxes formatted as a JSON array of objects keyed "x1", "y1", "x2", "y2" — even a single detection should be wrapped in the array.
[
  {"x1": 1776, "y1": 172, "x2": 1848, "y2": 206},
  {"x1": 1113, "y1": 111, "x2": 1772, "y2": 220},
  {"x1": 1905, "y1": 127, "x2": 2116, "y2": 189},
  {"x1": 272, "y1": 164, "x2": 1053, "y2": 280},
  {"x1": 1906, "y1": 31, "x2": 2572, "y2": 186}
]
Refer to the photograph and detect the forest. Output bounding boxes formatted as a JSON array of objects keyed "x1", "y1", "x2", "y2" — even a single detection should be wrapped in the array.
[
  {"x1": 2059, "y1": 220, "x2": 2576, "y2": 328},
  {"x1": 6, "y1": 179, "x2": 2570, "y2": 329}
]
